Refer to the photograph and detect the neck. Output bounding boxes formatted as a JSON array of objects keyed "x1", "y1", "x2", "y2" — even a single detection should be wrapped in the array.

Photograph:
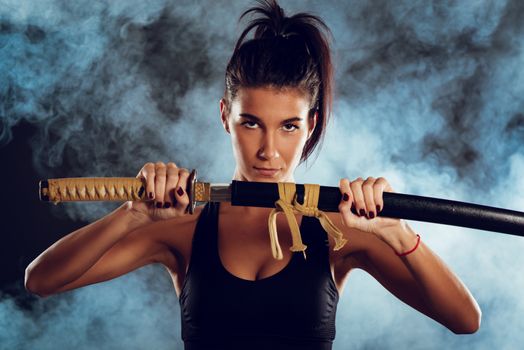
[{"x1": 220, "y1": 201, "x2": 273, "y2": 219}]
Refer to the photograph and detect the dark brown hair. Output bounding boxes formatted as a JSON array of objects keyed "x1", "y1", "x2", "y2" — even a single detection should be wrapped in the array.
[{"x1": 223, "y1": 0, "x2": 335, "y2": 166}]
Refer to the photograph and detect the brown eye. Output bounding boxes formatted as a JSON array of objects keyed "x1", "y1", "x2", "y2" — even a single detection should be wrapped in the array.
[
  {"x1": 282, "y1": 124, "x2": 299, "y2": 132},
  {"x1": 241, "y1": 121, "x2": 258, "y2": 129}
]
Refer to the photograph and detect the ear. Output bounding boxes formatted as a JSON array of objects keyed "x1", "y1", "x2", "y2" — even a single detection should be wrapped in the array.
[
  {"x1": 220, "y1": 98, "x2": 230, "y2": 134},
  {"x1": 308, "y1": 110, "x2": 318, "y2": 140}
]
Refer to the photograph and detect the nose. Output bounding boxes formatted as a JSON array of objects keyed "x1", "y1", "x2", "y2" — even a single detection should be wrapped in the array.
[{"x1": 257, "y1": 131, "x2": 280, "y2": 160}]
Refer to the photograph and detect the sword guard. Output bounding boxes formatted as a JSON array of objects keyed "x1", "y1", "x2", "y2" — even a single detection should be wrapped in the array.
[{"x1": 186, "y1": 169, "x2": 197, "y2": 214}]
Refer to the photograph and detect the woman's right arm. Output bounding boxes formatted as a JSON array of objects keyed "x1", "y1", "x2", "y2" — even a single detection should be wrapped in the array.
[{"x1": 24, "y1": 162, "x2": 191, "y2": 297}]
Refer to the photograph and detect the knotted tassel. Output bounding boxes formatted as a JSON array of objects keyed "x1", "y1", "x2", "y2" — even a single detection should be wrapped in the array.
[
  {"x1": 267, "y1": 182, "x2": 348, "y2": 260},
  {"x1": 268, "y1": 182, "x2": 307, "y2": 260}
]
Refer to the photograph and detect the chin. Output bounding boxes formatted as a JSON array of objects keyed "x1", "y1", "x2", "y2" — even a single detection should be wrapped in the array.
[
  {"x1": 252, "y1": 172, "x2": 290, "y2": 183},
  {"x1": 252, "y1": 177, "x2": 280, "y2": 182}
]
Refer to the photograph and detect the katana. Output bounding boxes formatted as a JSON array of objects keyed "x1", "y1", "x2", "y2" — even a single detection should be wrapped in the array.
[{"x1": 39, "y1": 169, "x2": 524, "y2": 238}]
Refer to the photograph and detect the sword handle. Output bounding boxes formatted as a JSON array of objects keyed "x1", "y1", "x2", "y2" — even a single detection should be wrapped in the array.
[{"x1": 39, "y1": 169, "x2": 199, "y2": 214}]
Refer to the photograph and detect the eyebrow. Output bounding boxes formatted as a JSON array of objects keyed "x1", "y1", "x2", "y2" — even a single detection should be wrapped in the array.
[{"x1": 238, "y1": 113, "x2": 303, "y2": 124}]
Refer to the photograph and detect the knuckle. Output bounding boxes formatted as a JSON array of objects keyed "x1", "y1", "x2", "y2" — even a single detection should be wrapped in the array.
[
  {"x1": 178, "y1": 168, "x2": 190, "y2": 176},
  {"x1": 140, "y1": 163, "x2": 153, "y2": 177},
  {"x1": 167, "y1": 165, "x2": 180, "y2": 176},
  {"x1": 375, "y1": 177, "x2": 386, "y2": 186},
  {"x1": 155, "y1": 161, "x2": 166, "y2": 168},
  {"x1": 362, "y1": 182, "x2": 373, "y2": 190}
]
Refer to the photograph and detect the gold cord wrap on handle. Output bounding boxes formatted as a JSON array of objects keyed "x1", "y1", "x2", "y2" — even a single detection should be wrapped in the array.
[
  {"x1": 268, "y1": 182, "x2": 348, "y2": 261},
  {"x1": 44, "y1": 178, "x2": 146, "y2": 204}
]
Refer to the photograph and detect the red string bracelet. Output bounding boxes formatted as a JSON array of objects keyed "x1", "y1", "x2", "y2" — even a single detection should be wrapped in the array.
[{"x1": 395, "y1": 234, "x2": 421, "y2": 257}]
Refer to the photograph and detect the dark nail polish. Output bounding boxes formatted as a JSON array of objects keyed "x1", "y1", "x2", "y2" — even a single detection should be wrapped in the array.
[
  {"x1": 163, "y1": 202, "x2": 171, "y2": 209},
  {"x1": 369, "y1": 211, "x2": 375, "y2": 219},
  {"x1": 156, "y1": 202, "x2": 163, "y2": 208},
  {"x1": 359, "y1": 209, "x2": 365, "y2": 217},
  {"x1": 376, "y1": 205, "x2": 381, "y2": 213},
  {"x1": 177, "y1": 187, "x2": 184, "y2": 196},
  {"x1": 342, "y1": 193, "x2": 349, "y2": 201},
  {"x1": 149, "y1": 192, "x2": 153, "y2": 199}
]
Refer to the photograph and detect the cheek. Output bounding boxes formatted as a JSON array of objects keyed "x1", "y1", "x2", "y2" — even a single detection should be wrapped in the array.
[
  {"x1": 284, "y1": 133, "x2": 308, "y2": 152},
  {"x1": 231, "y1": 129, "x2": 255, "y2": 157}
]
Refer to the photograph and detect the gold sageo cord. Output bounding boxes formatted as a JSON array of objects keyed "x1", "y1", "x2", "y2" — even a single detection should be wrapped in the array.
[{"x1": 268, "y1": 182, "x2": 348, "y2": 261}]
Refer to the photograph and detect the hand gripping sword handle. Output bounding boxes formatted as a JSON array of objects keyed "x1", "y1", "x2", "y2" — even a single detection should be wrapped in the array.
[{"x1": 39, "y1": 169, "x2": 199, "y2": 214}]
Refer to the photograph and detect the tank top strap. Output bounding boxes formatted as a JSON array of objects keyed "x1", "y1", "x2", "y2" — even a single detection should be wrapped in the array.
[
  {"x1": 188, "y1": 201, "x2": 220, "y2": 269},
  {"x1": 299, "y1": 214, "x2": 331, "y2": 261}
]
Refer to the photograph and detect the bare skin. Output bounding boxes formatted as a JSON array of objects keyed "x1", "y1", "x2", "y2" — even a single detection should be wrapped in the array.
[{"x1": 25, "y1": 86, "x2": 481, "y2": 335}]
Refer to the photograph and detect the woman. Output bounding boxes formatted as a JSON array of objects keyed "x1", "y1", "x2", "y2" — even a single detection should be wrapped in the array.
[{"x1": 25, "y1": 0, "x2": 481, "y2": 349}]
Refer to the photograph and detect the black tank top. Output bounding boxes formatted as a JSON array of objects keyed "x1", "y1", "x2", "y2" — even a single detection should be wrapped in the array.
[{"x1": 179, "y1": 201, "x2": 339, "y2": 350}]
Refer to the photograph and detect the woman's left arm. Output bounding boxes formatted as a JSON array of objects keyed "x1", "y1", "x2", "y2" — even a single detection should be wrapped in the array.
[{"x1": 338, "y1": 177, "x2": 482, "y2": 334}]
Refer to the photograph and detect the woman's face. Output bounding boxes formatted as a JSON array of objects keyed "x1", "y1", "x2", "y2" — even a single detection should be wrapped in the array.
[{"x1": 220, "y1": 86, "x2": 317, "y2": 182}]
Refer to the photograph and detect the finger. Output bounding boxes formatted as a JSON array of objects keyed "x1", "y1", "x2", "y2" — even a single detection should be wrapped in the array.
[
  {"x1": 154, "y1": 162, "x2": 167, "y2": 208},
  {"x1": 173, "y1": 168, "x2": 191, "y2": 213},
  {"x1": 164, "y1": 162, "x2": 179, "y2": 208},
  {"x1": 350, "y1": 177, "x2": 366, "y2": 217},
  {"x1": 362, "y1": 176, "x2": 377, "y2": 219},
  {"x1": 374, "y1": 177, "x2": 388, "y2": 213},
  {"x1": 338, "y1": 177, "x2": 353, "y2": 208},
  {"x1": 140, "y1": 162, "x2": 156, "y2": 201},
  {"x1": 338, "y1": 178, "x2": 356, "y2": 227}
]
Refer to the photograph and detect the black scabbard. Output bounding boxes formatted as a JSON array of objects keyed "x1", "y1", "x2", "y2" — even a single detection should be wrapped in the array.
[{"x1": 230, "y1": 180, "x2": 524, "y2": 238}]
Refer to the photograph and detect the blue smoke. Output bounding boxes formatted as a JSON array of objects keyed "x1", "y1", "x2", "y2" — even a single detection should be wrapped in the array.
[{"x1": 1, "y1": 0, "x2": 523, "y2": 349}]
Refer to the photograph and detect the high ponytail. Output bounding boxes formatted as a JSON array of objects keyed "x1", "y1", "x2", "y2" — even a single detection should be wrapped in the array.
[{"x1": 223, "y1": 0, "x2": 335, "y2": 165}]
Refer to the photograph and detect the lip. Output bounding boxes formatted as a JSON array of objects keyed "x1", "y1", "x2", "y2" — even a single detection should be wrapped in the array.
[{"x1": 254, "y1": 167, "x2": 280, "y2": 176}]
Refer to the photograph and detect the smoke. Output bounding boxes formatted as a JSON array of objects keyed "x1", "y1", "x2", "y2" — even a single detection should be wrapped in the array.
[
  {"x1": 0, "y1": 265, "x2": 182, "y2": 349},
  {"x1": 1, "y1": 0, "x2": 523, "y2": 349}
]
